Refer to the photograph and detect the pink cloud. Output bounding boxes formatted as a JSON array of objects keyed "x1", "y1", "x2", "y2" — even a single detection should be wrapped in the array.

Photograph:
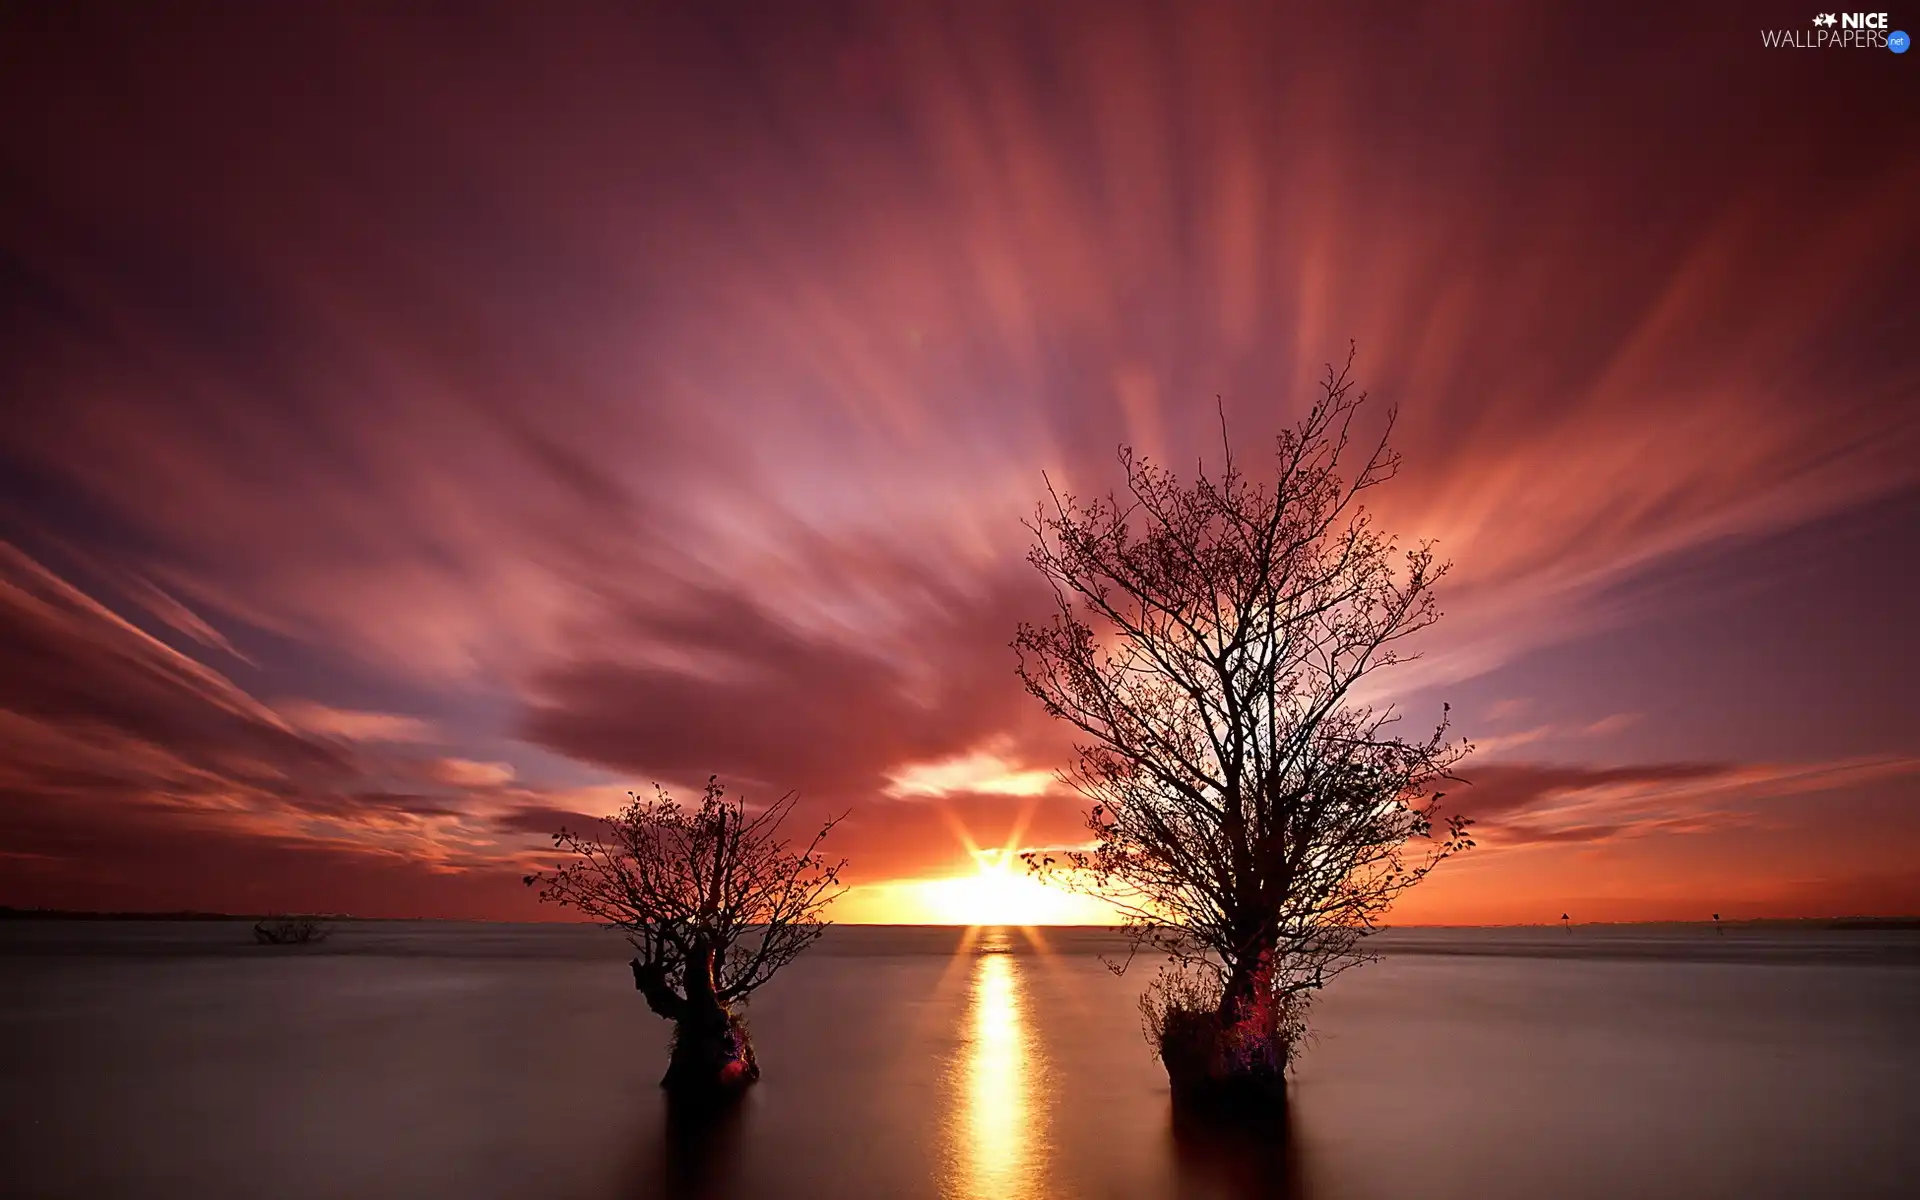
[
  {"x1": 277, "y1": 701, "x2": 437, "y2": 744},
  {"x1": 0, "y1": 3, "x2": 1913, "y2": 919},
  {"x1": 1455, "y1": 757, "x2": 1920, "y2": 848}
]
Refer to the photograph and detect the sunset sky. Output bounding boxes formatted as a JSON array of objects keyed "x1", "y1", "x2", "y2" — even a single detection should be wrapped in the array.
[{"x1": 1, "y1": 2, "x2": 1915, "y2": 924}]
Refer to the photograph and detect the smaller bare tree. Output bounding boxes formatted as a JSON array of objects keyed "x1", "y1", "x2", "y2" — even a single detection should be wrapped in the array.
[{"x1": 526, "y1": 776, "x2": 845, "y2": 1096}]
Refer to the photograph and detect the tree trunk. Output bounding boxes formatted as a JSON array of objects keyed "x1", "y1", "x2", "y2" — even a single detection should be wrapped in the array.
[
  {"x1": 657, "y1": 942, "x2": 760, "y2": 1097},
  {"x1": 662, "y1": 1004, "x2": 759, "y2": 1096}
]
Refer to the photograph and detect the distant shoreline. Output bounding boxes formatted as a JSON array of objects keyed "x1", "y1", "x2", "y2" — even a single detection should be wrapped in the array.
[
  {"x1": 0, "y1": 908, "x2": 366, "y2": 923},
  {"x1": 1, "y1": 906, "x2": 1915, "y2": 931}
]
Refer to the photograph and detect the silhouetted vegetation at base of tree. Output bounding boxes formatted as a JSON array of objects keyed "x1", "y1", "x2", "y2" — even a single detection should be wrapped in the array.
[
  {"x1": 1017, "y1": 349, "x2": 1473, "y2": 1114},
  {"x1": 251, "y1": 916, "x2": 331, "y2": 945},
  {"x1": 1145, "y1": 961, "x2": 1310, "y2": 1108},
  {"x1": 526, "y1": 776, "x2": 844, "y2": 1098}
]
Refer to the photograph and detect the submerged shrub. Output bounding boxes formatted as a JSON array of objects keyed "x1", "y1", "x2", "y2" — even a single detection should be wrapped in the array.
[
  {"x1": 1142, "y1": 957, "x2": 1311, "y2": 1104},
  {"x1": 252, "y1": 916, "x2": 330, "y2": 945}
]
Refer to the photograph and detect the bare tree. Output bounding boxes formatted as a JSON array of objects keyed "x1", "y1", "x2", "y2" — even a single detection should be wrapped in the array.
[
  {"x1": 526, "y1": 776, "x2": 845, "y2": 1096},
  {"x1": 1016, "y1": 350, "x2": 1473, "y2": 1110}
]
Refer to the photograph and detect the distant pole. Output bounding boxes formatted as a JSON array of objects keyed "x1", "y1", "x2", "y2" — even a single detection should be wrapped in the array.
[{"x1": 1561, "y1": 912, "x2": 1570, "y2": 934}]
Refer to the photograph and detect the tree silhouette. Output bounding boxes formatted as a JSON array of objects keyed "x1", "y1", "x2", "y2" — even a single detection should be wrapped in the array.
[
  {"x1": 1016, "y1": 349, "x2": 1472, "y2": 1110},
  {"x1": 526, "y1": 777, "x2": 845, "y2": 1096}
]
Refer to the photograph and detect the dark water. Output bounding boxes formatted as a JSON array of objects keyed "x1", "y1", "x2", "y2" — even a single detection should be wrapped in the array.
[{"x1": 2, "y1": 921, "x2": 1915, "y2": 1199}]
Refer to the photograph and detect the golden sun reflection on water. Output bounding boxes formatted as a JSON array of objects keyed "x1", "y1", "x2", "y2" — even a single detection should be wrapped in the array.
[{"x1": 945, "y1": 931, "x2": 1047, "y2": 1200}]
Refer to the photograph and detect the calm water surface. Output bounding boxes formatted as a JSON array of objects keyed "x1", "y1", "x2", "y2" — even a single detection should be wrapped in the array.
[{"x1": 1, "y1": 921, "x2": 1915, "y2": 1198}]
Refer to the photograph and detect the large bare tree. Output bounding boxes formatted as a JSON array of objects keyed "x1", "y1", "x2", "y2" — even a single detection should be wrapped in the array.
[
  {"x1": 1017, "y1": 351, "x2": 1472, "y2": 1109},
  {"x1": 526, "y1": 777, "x2": 845, "y2": 1096}
]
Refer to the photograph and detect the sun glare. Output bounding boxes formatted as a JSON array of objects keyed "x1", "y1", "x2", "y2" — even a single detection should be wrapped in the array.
[
  {"x1": 886, "y1": 849, "x2": 1118, "y2": 926},
  {"x1": 829, "y1": 810, "x2": 1123, "y2": 926}
]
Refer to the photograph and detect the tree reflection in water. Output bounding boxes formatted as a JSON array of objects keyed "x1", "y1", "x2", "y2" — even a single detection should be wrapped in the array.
[
  {"x1": 1169, "y1": 1100, "x2": 1309, "y2": 1200},
  {"x1": 656, "y1": 1091, "x2": 745, "y2": 1200}
]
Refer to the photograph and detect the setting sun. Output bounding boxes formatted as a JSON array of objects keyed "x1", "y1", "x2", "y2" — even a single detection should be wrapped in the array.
[
  {"x1": 838, "y1": 849, "x2": 1121, "y2": 926},
  {"x1": 915, "y1": 851, "x2": 1101, "y2": 925}
]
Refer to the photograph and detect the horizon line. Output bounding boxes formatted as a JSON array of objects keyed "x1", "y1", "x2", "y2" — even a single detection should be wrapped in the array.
[{"x1": 4, "y1": 906, "x2": 1916, "y2": 929}]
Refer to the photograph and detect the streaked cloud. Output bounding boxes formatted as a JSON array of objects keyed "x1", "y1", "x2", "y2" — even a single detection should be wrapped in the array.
[
  {"x1": 0, "y1": 2, "x2": 1914, "y2": 919},
  {"x1": 277, "y1": 701, "x2": 437, "y2": 744},
  {"x1": 1457, "y1": 757, "x2": 1920, "y2": 847}
]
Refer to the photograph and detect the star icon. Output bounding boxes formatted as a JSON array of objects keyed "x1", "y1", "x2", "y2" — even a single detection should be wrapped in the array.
[{"x1": 1813, "y1": 13, "x2": 1837, "y2": 27}]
